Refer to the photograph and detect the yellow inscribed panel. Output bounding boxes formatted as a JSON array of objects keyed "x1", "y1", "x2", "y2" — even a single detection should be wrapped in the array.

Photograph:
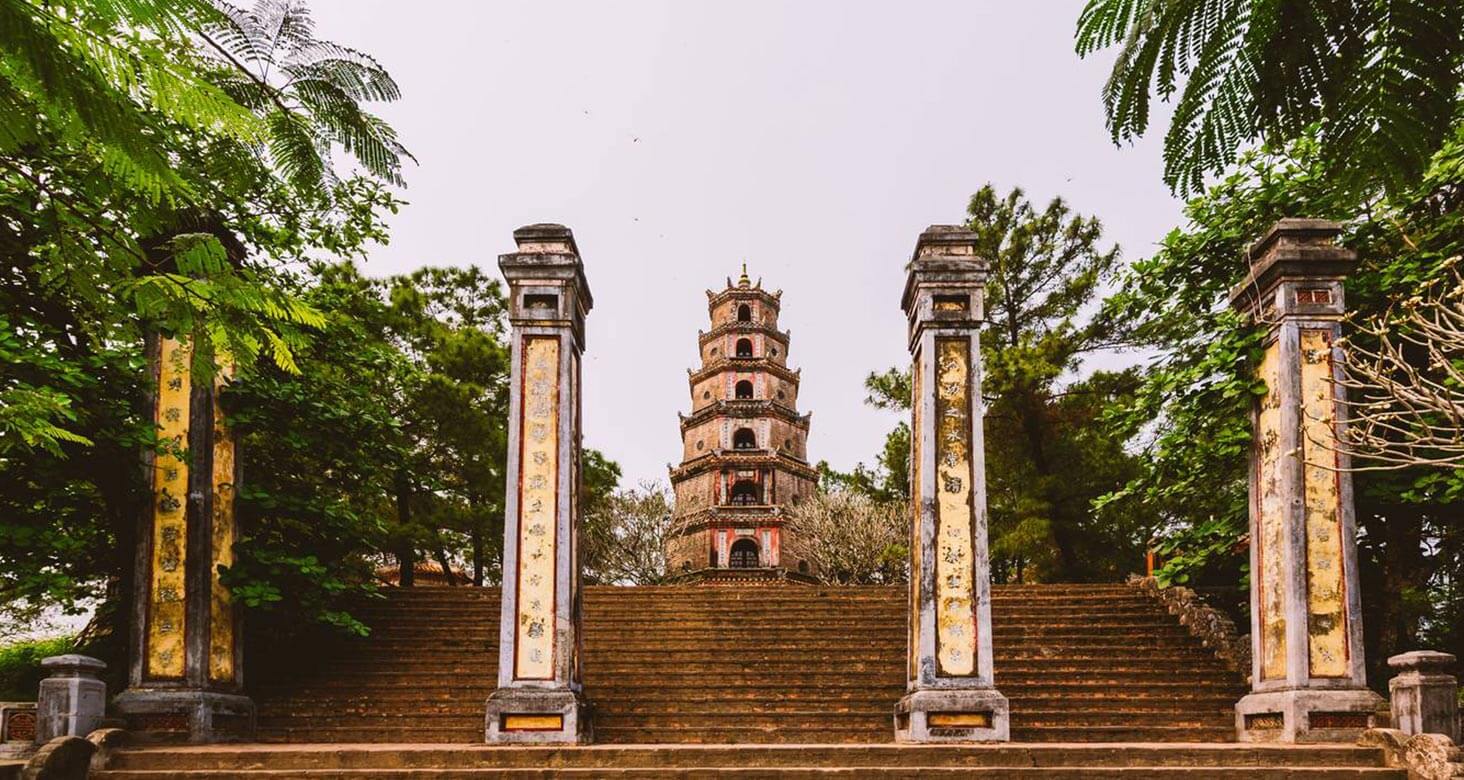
[
  {"x1": 1256, "y1": 341, "x2": 1288, "y2": 681},
  {"x1": 928, "y1": 712, "x2": 991, "y2": 728},
  {"x1": 208, "y1": 362, "x2": 236, "y2": 683},
  {"x1": 503, "y1": 714, "x2": 563, "y2": 731},
  {"x1": 147, "y1": 336, "x2": 191, "y2": 679},
  {"x1": 1299, "y1": 329, "x2": 1348, "y2": 677},
  {"x1": 934, "y1": 338, "x2": 976, "y2": 676},
  {"x1": 515, "y1": 337, "x2": 559, "y2": 680}
]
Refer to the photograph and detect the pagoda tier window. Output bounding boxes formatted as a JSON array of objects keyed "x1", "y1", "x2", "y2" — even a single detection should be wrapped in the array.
[
  {"x1": 737, "y1": 304, "x2": 752, "y2": 322},
  {"x1": 735, "y1": 338, "x2": 753, "y2": 358},
  {"x1": 735, "y1": 380, "x2": 754, "y2": 399},
  {"x1": 729, "y1": 480, "x2": 761, "y2": 505},
  {"x1": 729, "y1": 538, "x2": 760, "y2": 568},
  {"x1": 733, "y1": 428, "x2": 757, "y2": 449}
]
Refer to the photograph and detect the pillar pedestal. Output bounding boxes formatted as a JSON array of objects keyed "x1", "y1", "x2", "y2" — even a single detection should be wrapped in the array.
[
  {"x1": 484, "y1": 224, "x2": 593, "y2": 745},
  {"x1": 894, "y1": 225, "x2": 1009, "y2": 743},
  {"x1": 116, "y1": 337, "x2": 252, "y2": 743},
  {"x1": 1229, "y1": 219, "x2": 1385, "y2": 743}
]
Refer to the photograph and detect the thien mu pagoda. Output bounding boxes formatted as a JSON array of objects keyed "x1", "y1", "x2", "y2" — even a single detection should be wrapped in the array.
[{"x1": 664, "y1": 266, "x2": 819, "y2": 581}]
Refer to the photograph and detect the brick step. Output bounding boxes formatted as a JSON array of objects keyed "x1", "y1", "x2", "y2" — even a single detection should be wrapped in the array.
[
  {"x1": 254, "y1": 681, "x2": 1245, "y2": 700},
  {"x1": 101, "y1": 744, "x2": 1392, "y2": 771},
  {"x1": 578, "y1": 659, "x2": 1228, "y2": 674},
  {"x1": 580, "y1": 671, "x2": 1237, "y2": 686},
  {"x1": 1012, "y1": 725, "x2": 1238, "y2": 742},
  {"x1": 355, "y1": 602, "x2": 1165, "y2": 616},
  {"x1": 280, "y1": 664, "x2": 1229, "y2": 680},
  {"x1": 258, "y1": 712, "x2": 894, "y2": 729},
  {"x1": 91, "y1": 760, "x2": 1405, "y2": 772},
  {"x1": 298, "y1": 653, "x2": 1229, "y2": 670}
]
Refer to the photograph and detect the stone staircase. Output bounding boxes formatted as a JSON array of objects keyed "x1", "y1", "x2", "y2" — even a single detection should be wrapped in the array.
[
  {"x1": 240, "y1": 585, "x2": 1247, "y2": 743},
  {"x1": 93, "y1": 743, "x2": 1404, "y2": 778},
  {"x1": 243, "y1": 583, "x2": 1245, "y2": 744},
  {"x1": 89, "y1": 583, "x2": 1410, "y2": 777}
]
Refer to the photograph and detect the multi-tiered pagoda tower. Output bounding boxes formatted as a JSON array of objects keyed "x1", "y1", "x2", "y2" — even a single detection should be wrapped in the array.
[{"x1": 666, "y1": 267, "x2": 818, "y2": 581}]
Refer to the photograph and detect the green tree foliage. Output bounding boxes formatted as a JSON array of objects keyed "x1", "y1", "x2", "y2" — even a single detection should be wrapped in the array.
[
  {"x1": 966, "y1": 185, "x2": 1154, "y2": 582},
  {"x1": 1076, "y1": 0, "x2": 1464, "y2": 196},
  {"x1": 1101, "y1": 128, "x2": 1464, "y2": 676},
  {"x1": 835, "y1": 185, "x2": 1155, "y2": 583},
  {"x1": 227, "y1": 262, "x2": 622, "y2": 632},
  {"x1": 0, "y1": 636, "x2": 75, "y2": 700},
  {"x1": 202, "y1": 0, "x2": 412, "y2": 193},
  {"x1": 0, "y1": 0, "x2": 412, "y2": 639}
]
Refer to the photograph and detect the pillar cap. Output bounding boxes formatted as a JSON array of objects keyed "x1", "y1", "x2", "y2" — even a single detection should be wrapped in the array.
[
  {"x1": 512, "y1": 223, "x2": 580, "y2": 257},
  {"x1": 1229, "y1": 218, "x2": 1358, "y2": 309},
  {"x1": 901, "y1": 225, "x2": 989, "y2": 316},
  {"x1": 499, "y1": 223, "x2": 593, "y2": 315},
  {"x1": 911, "y1": 224, "x2": 981, "y2": 263},
  {"x1": 41, "y1": 654, "x2": 106, "y2": 675},
  {"x1": 1387, "y1": 650, "x2": 1457, "y2": 672}
]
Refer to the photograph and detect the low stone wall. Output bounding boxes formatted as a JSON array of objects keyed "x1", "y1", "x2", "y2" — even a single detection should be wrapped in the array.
[{"x1": 1128, "y1": 575, "x2": 1251, "y2": 680}]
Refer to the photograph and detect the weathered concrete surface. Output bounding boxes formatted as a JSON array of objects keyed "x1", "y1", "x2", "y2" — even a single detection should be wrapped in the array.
[
  {"x1": 20, "y1": 737, "x2": 92, "y2": 780},
  {"x1": 86, "y1": 729, "x2": 128, "y2": 774},
  {"x1": 1229, "y1": 219, "x2": 1385, "y2": 742},
  {"x1": 1389, "y1": 651, "x2": 1460, "y2": 742},
  {"x1": 1361, "y1": 728, "x2": 1464, "y2": 780},
  {"x1": 486, "y1": 224, "x2": 593, "y2": 745},
  {"x1": 896, "y1": 225, "x2": 1007, "y2": 743},
  {"x1": 35, "y1": 657, "x2": 105, "y2": 744}
]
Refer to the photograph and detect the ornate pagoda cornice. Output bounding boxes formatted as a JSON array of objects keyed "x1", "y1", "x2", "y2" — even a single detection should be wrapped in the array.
[
  {"x1": 669, "y1": 504, "x2": 792, "y2": 531},
  {"x1": 687, "y1": 357, "x2": 800, "y2": 386},
  {"x1": 706, "y1": 284, "x2": 782, "y2": 309},
  {"x1": 668, "y1": 449, "x2": 818, "y2": 482},
  {"x1": 678, "y1": 400, "x2": 811, "y2": 431},
  {"x1": 697, "y1": 321, "x2": 789, "y2": 347}
]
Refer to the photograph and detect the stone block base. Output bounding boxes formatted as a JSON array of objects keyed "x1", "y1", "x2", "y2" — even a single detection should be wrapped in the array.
[
  {"x1": 484, "y1": 687, "x2": 589, "y2": 745},
  {"x1": 1236, "y1": 688, "x2": 1387, "y2": 743},
  {"x1": 112, "y1": 689, "x2": 254, "y2": 744},
  {"x1": 894, "y1": 688, "x2": 1010, "y2": 743}
]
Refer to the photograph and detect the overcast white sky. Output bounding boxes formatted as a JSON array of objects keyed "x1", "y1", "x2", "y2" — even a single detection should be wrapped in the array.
[{"x1": 308, "y1": 0, "x2": 1184, "y2": 488}]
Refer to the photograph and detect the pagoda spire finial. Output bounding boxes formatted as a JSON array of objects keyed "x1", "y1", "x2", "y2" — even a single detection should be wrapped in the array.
[{"x1": 738, "y1": 262, "x2": 750, "y2": 288}]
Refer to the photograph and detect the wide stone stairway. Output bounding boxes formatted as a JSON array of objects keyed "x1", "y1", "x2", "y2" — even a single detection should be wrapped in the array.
[{"x1": 92, "y1": 584, "x2": 1405, "y2": 777}]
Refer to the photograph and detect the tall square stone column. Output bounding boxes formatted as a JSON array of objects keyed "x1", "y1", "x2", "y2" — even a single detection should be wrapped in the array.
[
  {"x1": 1230, "y1": 219, "x2": 1386, "y2": 742},
  {"x1": 114, "y1": 337, "x2": 253, "y2": 742},
  {"x1": 894, "y1": 225, "x2": 1009, "y2": 743},
  {"x1": 485, "y1": 224, "x2": 593, "y2": 744}
]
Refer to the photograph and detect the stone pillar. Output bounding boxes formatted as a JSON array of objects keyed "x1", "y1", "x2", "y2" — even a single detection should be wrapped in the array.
[
  {"x1": 894, "y1": 225, "x2": 1009, "y2": 743},
  {"x1": 36, "y1": 656, "x2": 106, "y2": 743},
  {"x1": 114, "y1": 337, "x2": 252, "y2": 742},
  {"x1": 1389, "y1": 651, "x2": 1459, "y2": 742},
  {"x1": 485, "y1": 224, "x2": 593, "y2": 744},
  {"x1": 1230, "y1": 219, "x2": 1386, "y2": 742}
]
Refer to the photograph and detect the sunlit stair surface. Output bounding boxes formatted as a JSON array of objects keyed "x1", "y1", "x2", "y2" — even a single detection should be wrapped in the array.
[
  {"x1": 88, "y1": 584, "x2": 1411, "y2": 777},
  {"x1": 242, "y1": 584, "x2": 1248, "y2": 745},
  {"x1": 91, "y1": 743, "x2": 1406, "y2": 778}
]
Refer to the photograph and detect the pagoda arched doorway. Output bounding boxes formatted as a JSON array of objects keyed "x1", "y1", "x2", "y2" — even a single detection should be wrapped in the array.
[{"x1": 729, "y1": 538, "x2": 760, "y2": 568}]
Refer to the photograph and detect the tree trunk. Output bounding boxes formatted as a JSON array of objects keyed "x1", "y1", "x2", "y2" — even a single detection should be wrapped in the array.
[
  {"x1": 395, "y1": 471, "x2": 414, "y2": 588},
  {"x1": 1376, "y1": 502, "x2": 1425, "y2": 657},
  {"x1": 433, "y1": 544, "x2": 458, "y2": 586},
  {"x1": 469, "y1": 496, "x2": 484, "y2": 587}
]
